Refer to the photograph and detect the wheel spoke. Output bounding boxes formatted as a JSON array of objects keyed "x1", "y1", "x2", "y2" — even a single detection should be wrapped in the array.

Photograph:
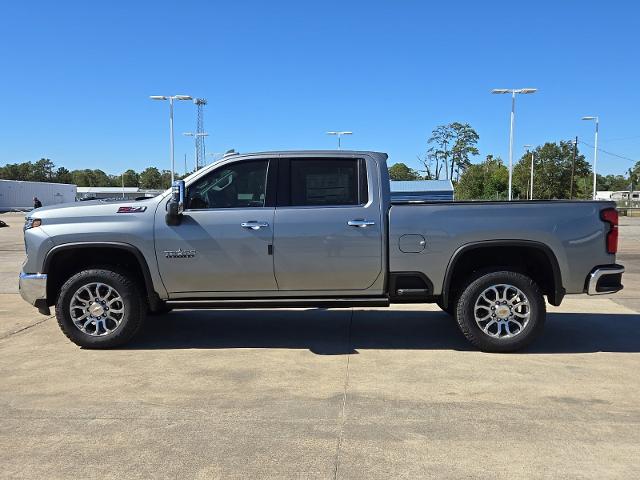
[
  {"x1": 70, "y1": 282, "x2": 125, "y2": 337},
  {"x1": 474, "y1": 283, "x2": 531, "y2": 340}
]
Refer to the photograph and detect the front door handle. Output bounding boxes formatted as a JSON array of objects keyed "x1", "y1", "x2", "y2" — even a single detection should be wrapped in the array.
[
  {"x1": 241, "y1": 221, "x2": 269, "y2": 230},
  {"x1": 347, "y1": 219, "x2": 376, "y2": 227}
]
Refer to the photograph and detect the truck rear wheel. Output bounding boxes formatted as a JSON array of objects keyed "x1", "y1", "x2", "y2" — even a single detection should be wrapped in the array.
[
  {"x1": 455, "y1": 271, "x2": 545, "y2": 353},
  {"x1": 55, "y1": 268, "x2": 146, "y2": 348}
]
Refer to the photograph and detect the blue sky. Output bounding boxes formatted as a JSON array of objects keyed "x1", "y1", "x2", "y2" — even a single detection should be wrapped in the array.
[{"x1": 0, "y1": 0, "x2": 638, "y2": 176}]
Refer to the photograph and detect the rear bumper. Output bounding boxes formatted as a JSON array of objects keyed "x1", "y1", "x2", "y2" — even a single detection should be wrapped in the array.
[
  {"x1": 18, "y1": 272, "x2": 50, "y2": 315},
  {"x1": 586, "y1": 264, "x2": 624, "y2": 295}
]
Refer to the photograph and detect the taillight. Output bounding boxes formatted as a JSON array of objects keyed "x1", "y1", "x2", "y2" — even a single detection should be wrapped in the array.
[{"x1": 601, "y1": 208, "x2": 618, "y2": 254}]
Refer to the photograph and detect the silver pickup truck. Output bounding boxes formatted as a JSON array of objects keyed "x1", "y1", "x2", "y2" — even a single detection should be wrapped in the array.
[{"x1": 19, "y1": 150, "x2": 624, "y2": 352}]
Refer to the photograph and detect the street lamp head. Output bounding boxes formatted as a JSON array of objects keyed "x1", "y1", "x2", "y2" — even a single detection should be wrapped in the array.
[
  {"x1": 174, "y1": 95, "x2": 193, "y2": 101},
  {"x1": 523, "y1": 144, "x2": 532, "y2": 149},
  {"x1": 491, "y1": 89, "x2": 510, "y2": 94},
  {"x1": 150, "y1": 95, "x2": 168, "y2": 100},
  {"x1": 582, "y1": 116, "x2": 597, "y2": 121},
  {"x1": 517, "y1": 88, "x2": 537, "y2": 94},
  {"x1": 183, "y1": 132, "x2": 194, "y2": 136}
]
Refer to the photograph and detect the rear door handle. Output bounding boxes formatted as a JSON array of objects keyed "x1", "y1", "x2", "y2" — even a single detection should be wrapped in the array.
[
  {"x1": 241, "y1": 221, "x2": 269, "y2": 230},
  {"x1": 347, "y1": 219, "x2": 376, "y2": 227}
]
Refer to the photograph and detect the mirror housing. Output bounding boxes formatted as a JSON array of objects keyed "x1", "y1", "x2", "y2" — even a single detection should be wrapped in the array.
[{"x1": 166, "y1": 180, "x2": 185, "y2": 226}]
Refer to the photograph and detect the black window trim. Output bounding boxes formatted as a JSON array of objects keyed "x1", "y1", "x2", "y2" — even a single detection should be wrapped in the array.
[
  {"x1": 183, "y1": 158, "x2": 278, "y2": 211},
  {"x1": 276, "y1": 157, "x2": 369, "y2": 208}
]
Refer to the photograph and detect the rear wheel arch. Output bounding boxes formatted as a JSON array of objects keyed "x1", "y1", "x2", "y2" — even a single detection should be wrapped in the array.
[
  {"x1": 43, "y1": 242, "x2": 162, "y2": 310},
  {"x1": 441, "y1": 240, "x2": 564, "y2": 309}
]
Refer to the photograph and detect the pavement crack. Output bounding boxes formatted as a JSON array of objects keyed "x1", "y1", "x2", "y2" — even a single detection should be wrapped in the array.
[
  {"x1": 333, "y1": 308, "x2": 353, "y2": 480},
  {"x1": 0, "y1": 315, "x2": 53, "y2": 341}
]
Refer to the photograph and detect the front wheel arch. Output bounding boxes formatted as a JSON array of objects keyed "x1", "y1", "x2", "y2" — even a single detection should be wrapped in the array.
[{"x1": 43, "y1": 242, "x2": 163, "y2": 311}]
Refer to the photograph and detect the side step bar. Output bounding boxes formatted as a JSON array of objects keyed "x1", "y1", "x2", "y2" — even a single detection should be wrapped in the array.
[{"x1": 166, "y1": 297, "x2": 390, "y2": 309}]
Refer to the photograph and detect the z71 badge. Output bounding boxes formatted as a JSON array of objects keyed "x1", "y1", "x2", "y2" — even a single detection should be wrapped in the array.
[{"x1": 164, "y1": 249, "x2": 197, "y2": 259}]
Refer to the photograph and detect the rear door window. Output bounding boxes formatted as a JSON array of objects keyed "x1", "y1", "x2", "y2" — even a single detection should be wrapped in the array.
[{"x1": 288, "y1": 159, "x2": 367, "y2": 207}]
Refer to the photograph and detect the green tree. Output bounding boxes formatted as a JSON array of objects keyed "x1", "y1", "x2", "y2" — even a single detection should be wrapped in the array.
[
  {"x1": 455, "y1": 155, "x2": 508, "y2": 200},
  {"x1": 512, "y1": 141, "x2": 591, "y2": 199},
  {"x1": 160, "y1": 170, "x2": 173, "y2": 189},
  {"x1": 54, "y1": 167, "x2": 73, "y2": 184},
  {"x1": 449, "y1": 122, "x2": 480, "y2": 181},
  {"x1": 121, "y1": 169, "x2": 140, "y2": 187},
  {"x1": 424, "y1": 122, "x2": 479, "y2": 180},
  {"x1": 597, "y1": 174, "x2": 630, "y2": 191},
  {"x1": 70, "y1": 169, "x2": 112, "y2": 187},
  {"x1": 139, "y1": 167, "x2": 163, "y2": 189},
  {"x1": 0, "y1": 162, "x2": 33, "y2": 180},
  {"x1": 388, "y1": 163, "x2": 421, "y2": 181},
  {"x1": 424, "y1": 124, "x2": 453, "y2": 179},
  {"x1": 32, "y1": 158, "x2": 56, "y2": 182}
]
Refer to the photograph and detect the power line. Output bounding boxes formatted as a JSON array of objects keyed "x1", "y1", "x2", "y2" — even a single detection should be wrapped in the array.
[{"x1": 577, "y1": 140, "x2": 638, "y2": 164}]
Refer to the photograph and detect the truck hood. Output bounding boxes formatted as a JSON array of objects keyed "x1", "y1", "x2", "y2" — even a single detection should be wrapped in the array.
[{"x1": 29, "y1": 196, "x2": 164, "y2": 220}]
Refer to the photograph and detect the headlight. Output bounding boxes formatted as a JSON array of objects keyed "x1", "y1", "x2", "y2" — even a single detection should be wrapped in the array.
[{"x1": 24, "y1": 217, "x2": 42, "y2": 231}]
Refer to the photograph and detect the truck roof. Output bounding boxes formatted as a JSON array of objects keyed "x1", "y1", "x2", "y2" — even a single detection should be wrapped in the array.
[{"x1": 223, "y1": 150, "x2": 388, "y2": 159}]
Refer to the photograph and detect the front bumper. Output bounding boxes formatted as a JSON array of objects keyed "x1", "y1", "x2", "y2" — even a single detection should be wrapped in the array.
[
  {"x1": 586, "y1": 264, "x2": 625, "y2": 295},
  {"x1": 18, "y1": 272, "x2": 50, "y2": 315}
]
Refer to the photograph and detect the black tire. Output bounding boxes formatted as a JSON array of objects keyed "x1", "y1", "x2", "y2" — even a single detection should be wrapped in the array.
[
  {"x1": 55, "y1": 268, "x2": 146, "y2": 348},
  {"x1": 455, "y1": 270, "x2": 545, "y2": 353}
]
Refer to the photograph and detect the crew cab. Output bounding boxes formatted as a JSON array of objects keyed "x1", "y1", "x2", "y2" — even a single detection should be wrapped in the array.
[{"x1": 19, "y1": 151, "x2": 625, "y2": 352}]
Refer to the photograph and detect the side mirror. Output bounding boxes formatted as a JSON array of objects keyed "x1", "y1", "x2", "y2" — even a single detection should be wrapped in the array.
[{"x1": 166, "y1": 180, "x2": 185, "y2": 226}]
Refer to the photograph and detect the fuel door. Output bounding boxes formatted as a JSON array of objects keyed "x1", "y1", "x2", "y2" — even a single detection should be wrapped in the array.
[{"x1": 399, "y1": 234, "x2": 426, "y2": 253}]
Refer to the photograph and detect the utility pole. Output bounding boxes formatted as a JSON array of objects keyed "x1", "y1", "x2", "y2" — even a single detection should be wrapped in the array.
[
  {"x1": 581, "y1": 116, "x2": 599, "y2": 199},
  {"x1": 194, "y1": 98, "x2": 208, "y2": 170},
  {"x1": 570, "y1": 136, "x2": 577, "y2": 199},
  {"x1": 149, "y1": 94, "x2": 193, "y2": 184},
  {"x1": 491, "y1": 88, "x2": 538, "y2": 200},
  {"x1": 326, "y1": 131, "x2": 352, "y2": 149}
]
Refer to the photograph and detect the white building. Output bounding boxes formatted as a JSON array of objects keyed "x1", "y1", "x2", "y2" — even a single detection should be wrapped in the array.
[
  {"x1": 0, "y1": 180, "x2": 77, "y2": 211},
  {"x1": 596, "y1": 190, "x2": 640, "y2": 202},
  {"x1": 390, "y1": 180, "x2": 455, "y2": 202}
]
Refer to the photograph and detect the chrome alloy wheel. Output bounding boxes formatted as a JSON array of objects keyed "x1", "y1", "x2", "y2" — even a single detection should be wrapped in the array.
[
  {"x1": 69, "y1": 282, "x2": 125, "y2": 336},
  {"x1": 474, "y1": 284, "x2": 530, "y2": 339}
]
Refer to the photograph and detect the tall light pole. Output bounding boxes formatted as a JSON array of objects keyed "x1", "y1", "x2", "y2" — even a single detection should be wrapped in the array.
[
  {"x1": 524, "y1": 144, "x2": 534, "y2": 200},
  {"x1": 491, "y1": 88, "x2": 537, "y2": 200},
  {"x1": 150, "y1": 95, "x2": 193, "y2": 184},
  {"x1": 582, "y1": 116, "x2": 599, "y2": 199},
  {"x1": 183, "y1": 132, "x2": 209, "y2": 171},
  {"x1": 326, "y1": 131, "x2": 352, "y2": 149}
]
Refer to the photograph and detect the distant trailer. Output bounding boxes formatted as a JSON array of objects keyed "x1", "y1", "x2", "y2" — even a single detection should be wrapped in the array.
[
  {"x1": 390, "y1": 180, "x2": 454, "y2": 202},
  {"x1": 0, "y1": 180, "x2": 77, "y2": 211}
]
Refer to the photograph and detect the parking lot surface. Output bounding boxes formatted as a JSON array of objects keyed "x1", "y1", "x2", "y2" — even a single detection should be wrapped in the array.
[{"x1": 1, "y1": 212, "x2": 639, "y2": 479}]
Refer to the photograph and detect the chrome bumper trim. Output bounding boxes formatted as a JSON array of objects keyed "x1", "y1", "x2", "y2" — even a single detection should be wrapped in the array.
[
  {"x1": 19, "y1": 272, "x2": 47, "y2": 306},
  {"x1": 587, "y1": 266, "x2": 624, "y2": 295}
]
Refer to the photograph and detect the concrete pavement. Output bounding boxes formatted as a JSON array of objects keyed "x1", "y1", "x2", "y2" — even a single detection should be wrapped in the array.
[{"x1": 1, "y1": 212, "x2": 639, "y2": 479}]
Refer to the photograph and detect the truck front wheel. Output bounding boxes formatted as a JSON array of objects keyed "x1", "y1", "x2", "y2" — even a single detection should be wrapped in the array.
[
  {"x1": 55, "y1": 268, "x2": 146, "y2": 348},
  {"x1": 455, "y1": 271, "x2": 545, "y2": 353}
]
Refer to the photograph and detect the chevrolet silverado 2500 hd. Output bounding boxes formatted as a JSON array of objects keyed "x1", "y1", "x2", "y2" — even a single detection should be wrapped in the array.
[{"x1": 19, "y1": 151, "x2": 625, "y2": 352}]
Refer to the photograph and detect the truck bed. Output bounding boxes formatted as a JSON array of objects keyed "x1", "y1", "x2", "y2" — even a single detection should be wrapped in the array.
[{"x1": 388, "y1": 200, "x2": 616, "y2": 296}]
